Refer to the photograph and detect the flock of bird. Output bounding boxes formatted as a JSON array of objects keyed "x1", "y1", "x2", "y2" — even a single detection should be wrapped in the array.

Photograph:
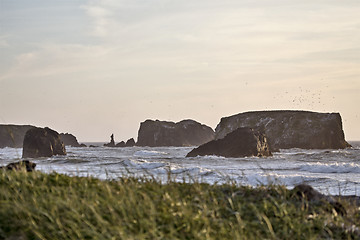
[{"x1": 272, "y1": 86, "x2": 334, "y2": 109}]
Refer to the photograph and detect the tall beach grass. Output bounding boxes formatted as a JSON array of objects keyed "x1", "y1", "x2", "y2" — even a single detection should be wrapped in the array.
[{"x1": 0, "y1": 170, "x2": 359, "y2": 239}]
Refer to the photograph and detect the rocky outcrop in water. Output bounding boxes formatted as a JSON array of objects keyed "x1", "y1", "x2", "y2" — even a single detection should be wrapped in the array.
[
  {"x1": 59, "y1": 133, "x2": 82, "y2": 147},
  {"x1": 137, "y1": 119, "x2": 215, "y2": 147},
  {"x1": 215, "y1": 111, "x2": 351, "y2": 151},
  {"x1": 0, "y1": 125, "x2": 35, "y2": 148},
  {"x1": 22, "y1": 127, "x2": 66, "y2": 158},
  {"x1": 0, "y1": 125, "x2": 83, "y2": 148},
  {"x1": 104, "y1": 135, "x2": 136, "y2": 147},
  {"x1": 104, "y1": 134, "x2": 116, "y2": 147},
  {"x1": 115, "y1": 141, "x2": 126, "y2": 147},
  {"x1": 0, "y1": 160, "x2": 36, "y2": 172},
  {"x1": 186, "y1": 127, "x2": 272, "y2": 158},
  {"x1": 125, "y1": 138, "x2": 136, "y2": 147}
]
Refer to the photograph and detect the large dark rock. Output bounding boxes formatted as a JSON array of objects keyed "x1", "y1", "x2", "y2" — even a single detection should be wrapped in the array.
[
  {"x1": 215, "y1": 110, "x2": 351, "y2": 151},
  {"x1": 59, "y1": 133, "x2": 81, "y2": 147},
  {"x1": 0, "y1": 125, "x2": 35, "y2": 148},
  {"x1": 0, "y1": 160, "x2": 36, "y2": 172},
  {"x1": 22, "y1": 127, "x2": 66, "y2": 158},
  {"x1": 186, "y1": 127, "x2": 272, "y2": 158},
  {"x1": 0, "y1": 125, "x2": 82, "y2": 149},
  {"x1": 137, "y1": 119, "x2": 215, "y2": 147}
]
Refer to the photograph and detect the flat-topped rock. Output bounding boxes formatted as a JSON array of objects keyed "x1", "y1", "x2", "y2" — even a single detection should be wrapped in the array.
[
  {"x1": 215, "y1": 110, "x2": 351, "y2": 151},
  {"x1": 186, "y1": 127, "x2": 272, "y2": 158},
  {"x1": 0, "y1": 125, "x2": 35, "y2": 148},
  {"x1": 137, "y1": 119, "x2": 215, "y2": 147}
]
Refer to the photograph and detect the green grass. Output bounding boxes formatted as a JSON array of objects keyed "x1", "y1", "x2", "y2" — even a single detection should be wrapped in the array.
[{"x1": 0, "y1": 170, "x2": 359, "y2": 240}]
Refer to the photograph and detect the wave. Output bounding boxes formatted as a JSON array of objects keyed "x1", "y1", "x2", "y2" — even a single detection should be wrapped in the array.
[
  {"x1": 300, "y1": 162, "x2": 360, "y2": 173},
  {"x1": 121, "y1": 159, "x2": 167, "y2": 170},
  {"x1": 195, "y1": 155, "x2": 226, "y2": 160},
  {"x1": 58, "y1": 158, "x2": 91, "y2": 164},
  {"x1": 133, "y1": 150, "x2": 169, "y2": 158},
  {"x1": 119, "y1": 159, "x2": 219, "y2": 179},
  {"x1": 245, "y1": 173, "x2": 319, "y2": 186},
  {"x1": 169, "y1": 166, "x2": 214, "y2": 175}
]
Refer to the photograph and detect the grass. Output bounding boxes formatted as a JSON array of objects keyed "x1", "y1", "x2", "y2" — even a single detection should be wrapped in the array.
[{"x1": 0, "y1": 170, "x2": 359, "y2": 239}]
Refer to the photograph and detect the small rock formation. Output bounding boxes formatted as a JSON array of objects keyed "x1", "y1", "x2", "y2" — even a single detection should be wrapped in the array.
[
  {"x1": 0, "y1": 125, "x2": 35, "y2": 148},
  {"x1": 186, "y1": 127, "x2": 272, "y2": 158},
  {"x1": 292, "y1": 184, "x2": 325, "y2": 202},
  {"x1": 292, "y1": 184, "x2": 346, "y2": 216},
  {"x1": 22, "y1": 127, "x2": 66, "y2": 158},
  {"x1": 0, "y1": 160, "x2": 36, "y2": 172},
  {"x1": 215, "y1": 110, "x2": 351, "y2": 151},
  {"x1": 114, "y1": 138, "x2": 136, "y2": 147},
  {"x1": 59, "y1": 133, "x2": 82, "y2": 147},
  {"x1": 104, "y1": 134, "x2": 116, "y2": 147},
  {"x1": 125, "y1": 138, "x2": 136, "y2": 147},
  {"x1": 137, "y1": 119, "x2": 215, "y2": 147},
  {"x1": 115, "y1": 141, "x2": 126, "y2": 147}
]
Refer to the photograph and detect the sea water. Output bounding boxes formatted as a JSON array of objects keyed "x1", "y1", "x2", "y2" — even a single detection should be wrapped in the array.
[{"x1": 1, "y1": 141, "x2": 360, "y2": 196}]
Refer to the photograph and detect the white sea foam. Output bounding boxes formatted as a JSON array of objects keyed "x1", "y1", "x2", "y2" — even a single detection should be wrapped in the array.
[
  {"x1": 300, "y1": 162, "x2": 360, "y2": 173},
  {"x1": 196, "y1": 155, "x2": 226, "y2": 160},
  {"x1": 121, "y1": 159, "x2": 166, "y2": 170},
  {"x1": 149, "y1": 165, "x2": 217, "y2": 179},
  {"x1": 245, "y1": 173, "x2": 318, "y2": 186},
  {"x1": 133, "y1": 150, "x2": 168, "y2": 157},
  {"x1": 1, "y1": 145, "x2": 360, "y2": 195}
]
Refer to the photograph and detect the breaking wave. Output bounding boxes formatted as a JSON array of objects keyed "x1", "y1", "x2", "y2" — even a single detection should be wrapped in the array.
[{"x1": 300, "y1": 162, "x2": 360, "y2": 173}]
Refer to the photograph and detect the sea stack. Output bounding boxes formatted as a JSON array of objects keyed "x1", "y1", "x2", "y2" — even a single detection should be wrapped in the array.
[
  {"x1": 215, "y1": 110, "x2": 351, "y2": 151},
  {"x1": 22, "y1": 127, "x2": 66, "y2": 158},
  {"x1": 137, "y1": 119, "x2": 215, "y2": 147},
  {"x1": 104, "y1": 134, "x2": 116, "y2": 147}
]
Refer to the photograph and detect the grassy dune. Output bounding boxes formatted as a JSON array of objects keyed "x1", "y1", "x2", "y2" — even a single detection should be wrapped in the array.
[{"x1": 0, "y1": 170, "x2": 359, "y2": 239}]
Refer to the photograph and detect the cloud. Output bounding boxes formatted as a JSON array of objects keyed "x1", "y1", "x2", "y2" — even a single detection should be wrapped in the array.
[
  {"x1": 4, "y1": 1, "x2": 360, "y2": 88},
  {"x1": 0, "y1": 44, "x2": 113, "y2": 82},
  {"x1": 28, "y1": 0, "x2": 358, "y2": 94},
  {"x1": 1, "y1": 0, "x2": 360, "y2": 140}
]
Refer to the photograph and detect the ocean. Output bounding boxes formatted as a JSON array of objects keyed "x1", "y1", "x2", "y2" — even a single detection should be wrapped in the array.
[{"x1": 1, "y1": 141, "x2": 360, "y2": 196}]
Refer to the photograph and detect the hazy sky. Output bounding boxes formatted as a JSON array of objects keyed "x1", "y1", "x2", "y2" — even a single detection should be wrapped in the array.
[{"x1": 1, "y1": 0, "x2": 360, "y2": 141}]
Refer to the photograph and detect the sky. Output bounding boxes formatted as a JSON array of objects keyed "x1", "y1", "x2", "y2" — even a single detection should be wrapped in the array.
[{"x1": 0, "y1": 0, "x2": 360, "y2": 142}]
